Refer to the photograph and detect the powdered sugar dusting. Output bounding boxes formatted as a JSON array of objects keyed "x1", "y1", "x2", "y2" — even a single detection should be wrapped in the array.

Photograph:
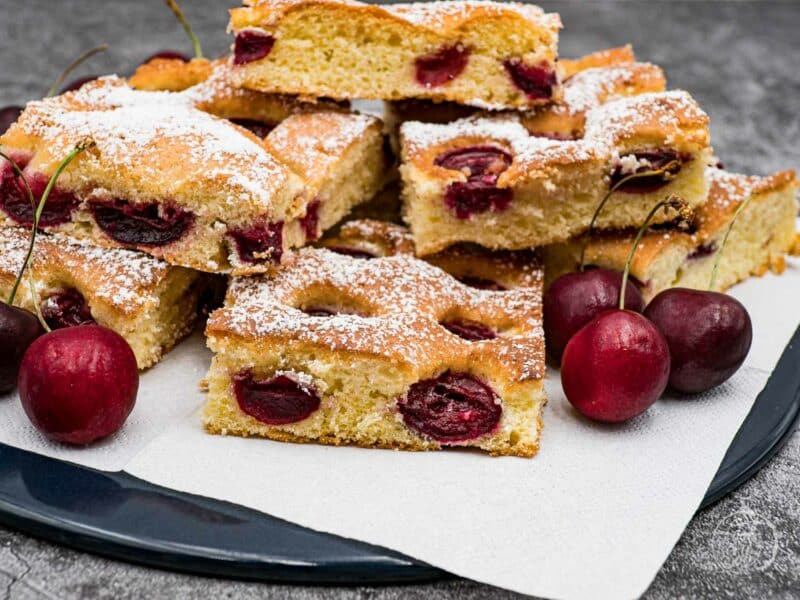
[
  {"x1": 211, "y1": 248, "x2": 544, "y2": 381},
  {"x1": 15, "y1": 77, "x2": 292, "y2": 211},
  {"x1": 402, "y1": 90, "x2": 708, "y2": 171},
  {"x1": 0, "y1": 227, "x2": 172, "y2": 309},
  {"x1": 388, "y1": 0, "x2": 558, "y2": 31}
]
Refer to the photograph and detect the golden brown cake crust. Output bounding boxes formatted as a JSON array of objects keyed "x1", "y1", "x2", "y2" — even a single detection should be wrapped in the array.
[
  {"x1": 208, "y1": 247, "x2": 544, "y2": 383},
  {"x1": 231, "y1": 0, "x2": 561, "y2": 37}
]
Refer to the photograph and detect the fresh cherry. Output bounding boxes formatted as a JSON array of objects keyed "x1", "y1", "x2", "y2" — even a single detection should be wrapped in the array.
[
  {"x1": 503, "y1": 59, "x2": 557, "y2": 100},
  {"x1": 18, "y1": 325, "x2": 138, "y2": 445},
  {"x1": 91, "y1": 200, "x2": 194, "y2": 246},
  {"x1": 41, "y1": 289, "x2": 95, "y2": 330},
  {"x1": 0, "y1": 303, "x2": 43, "y2": 394},
  {"x1": 233, "y1": 371, "x2": 320, "y2": 425},
  {"x1": 415, "y1": 45, "x2": 470, "y2": 88},
  {"x1": 543, "y1": 268, "x2": 646, "y2": 363},
  {"x1": 230, "y1": 221, "x2": 284, "y2": 264},
  {"x1": 644, "y1": 289, "x2": 752, "y2": 394},
  {"x1": 441, "y1": 320, "x2": 496, "y2": 341},
  {"x1": 561, "y1": 310, "x2": 671, "y2": 423},
  {"x1": 397, "y1": 372, "x2": 501, "y2": 443},
  {"x1": 0, "y1": 106, "x2": 22, "y2": 135},
  {"x1": 233, "y1": 30, "x2": 276, "y2": 65}
]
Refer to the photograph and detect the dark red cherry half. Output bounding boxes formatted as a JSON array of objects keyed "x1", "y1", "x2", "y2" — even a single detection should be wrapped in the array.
[
  {"x1": 92, "y1": 200, "x2": 194, "y2": 246},
  {"x1": 233, "y1": 30, "x2": 276, "y2": 65},
  {"x1": 230, "y1": 221, "x2": 284, "y2": 264},
  {"x1": 230, "y1": 118, "x2": 275, "y2": 139},
  {"x1": 299, "y1": 199, "x2": 321, "y2": 242},
  {"x1": 444, "y1": 177, "x2": 513, "y2": 219},
  {"x1": 441, "y1": 320, "x2": 496, "y2": 341},
  {"x1": 0, "y1": 302, "x2": 44, "y2": 394},
  {"x1": 41, "y1": 289, "x2": 95, "y2": 330},
  {"x1": 233, "y1": 371, "x2": 320, "y2": 425},
  {"x1": 415, "y1": 45, "x2": 471, "y2": 88},
  {"x1": 0, "y1": 106, "x2": 23, "y2": 135},
  {"x1": 398, "y1": 372, "x2": 501, "y2": 443},
  {"x1": 434, "y1": 145, "x2": 512, "y2": 178},
  {"x1": 644, "y1": 288, "x2": 752, "y2": 394},
  {"x1": 561, "y1": 310, "x2": 670, "y2": 423},
  {"x1": 143, "y1": 50, "x2": 190, "y2": 63},
  {"x1": 609, "y1": 149, "x2": 685, "y2": 193},
  {"x1": 543, "y1": 268, "x2": 646, "y2": 364},
  {"x1": 0, "y1": 166, "x2": 80, "y2": 227},
  {"x1": 503, "y1": 59, "x2": 557, "y2": 100}
]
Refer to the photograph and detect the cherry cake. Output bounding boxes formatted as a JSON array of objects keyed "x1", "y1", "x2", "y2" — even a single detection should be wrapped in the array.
[
  {"x1": 227, "y1": 0, "x2": 562, "y2": 110},
  {"x1": 545, "y1": 168, "x2": 799, "y2": 300},
  {"x1": 399, "y1": 89, "x2": 712, "y2": 256},
  {"x1": 0, "y1": 227, "x2": 208, "y2": 369},
  {"x1": 0, "y1": 77, "x2": 388, "y2": 274},
  {"x1": 203, "y1": 245, "x2": 546, "y2": 457}
]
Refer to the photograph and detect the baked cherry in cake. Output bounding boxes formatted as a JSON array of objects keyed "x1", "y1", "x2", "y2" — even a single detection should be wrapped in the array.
[
  {"x1": 228, "y1": 0, "x2": 562, "y2": 109},
  {"x1": 0, "y1": 77, "x2": 388, "y2": 274},
  {"x1": 0, "y1": 227, "x2": 208, "y2": 370},
  {"x1": 204, "y1": 245, "x2": 545, "y2": 457},
  {"x1": 400, "y1": 90, "x2": 711, "y2": 255}
]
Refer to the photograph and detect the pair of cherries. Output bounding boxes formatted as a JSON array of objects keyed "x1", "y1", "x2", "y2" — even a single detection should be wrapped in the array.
[{"x1": 544, "y1": 196, "x2": 752, "y2": 424}]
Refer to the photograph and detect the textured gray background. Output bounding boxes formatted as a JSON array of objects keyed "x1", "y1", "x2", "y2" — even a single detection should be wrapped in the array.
[{"x1": 0, "y1": 1, "x2": 799, "y2": 598}]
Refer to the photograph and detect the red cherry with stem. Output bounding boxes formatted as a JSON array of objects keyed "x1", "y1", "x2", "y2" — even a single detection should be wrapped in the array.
[
  {"x1": 560, "y1": 196, "x2": 689, "y2": 423},
  {"x1": 544, "y1": 268, "x2": 645, "y2": 363},
  {"x1": 143, "y1": 50, "x2": 191, "y2": 63},
  {"x1": 543, "y1": 163, "x2": 679, "y2": 363},
  {"x1": 147, "y1": 0, "x2": 203, "y2": 65},
  {"x1": 643, "y1": 186, "x2": 754, "y2": 394},
  {"x1": 0, "y1": 303, "x2": 43, "y2": 393},
  {"x1": 561, "y1": 310, "x2": 671, "y2": 422},
  {"x1": 644, "y1": 289, "x2": 751, "y2": 394},
  {"x1": 18, "y1": 325, "x2": 138, "y2": 445},
  {"x1": 0, "y1": 144, "x2": 91, "y2": 393}
]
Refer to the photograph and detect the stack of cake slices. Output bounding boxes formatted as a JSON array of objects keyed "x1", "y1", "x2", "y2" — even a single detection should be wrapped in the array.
[{"x1": 0, "y1": 0, "x2": 796, "y2": 457}]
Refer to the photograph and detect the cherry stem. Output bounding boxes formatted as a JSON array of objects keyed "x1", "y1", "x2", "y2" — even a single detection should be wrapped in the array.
[
  {"x1": 6, "y1": 143, "x2": 91, "y2": 331},
  {"x1": 708, "y1": 192, "x2": 753, "y2": 291},
  {"x1": 579, "y1": 160, "x2": 680, "y2": 272},
  {"x1": 619, "y1": 195, "x2": 688, "y2": 310},
  {"x1": 164, "y1": 0, "x2": 203, "y2": 59},
  {"x1": 46, "y1": 44, "x2": 109, "y2": 98}
]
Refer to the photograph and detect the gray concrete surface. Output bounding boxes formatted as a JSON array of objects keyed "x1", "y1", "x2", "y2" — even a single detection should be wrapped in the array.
[{"x1": 1, "y1": 0, "x2": 799, "y2": 598}]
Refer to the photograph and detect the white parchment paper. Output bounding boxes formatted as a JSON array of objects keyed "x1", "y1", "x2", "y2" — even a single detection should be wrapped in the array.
[{"x1": 0, "y1": 251, "x2": 797, "y2": 598}]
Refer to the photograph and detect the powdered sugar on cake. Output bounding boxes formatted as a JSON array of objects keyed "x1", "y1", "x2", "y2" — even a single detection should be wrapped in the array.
[
  {"x1": 211, "y1": 248, "x2": 544, "y2": 381},
  {"x1": 0, "y1": 228, "x2": 171, "y2": 309},
  {"x1": 13, "y1": 77, "x2": 292, "y2": 211}
]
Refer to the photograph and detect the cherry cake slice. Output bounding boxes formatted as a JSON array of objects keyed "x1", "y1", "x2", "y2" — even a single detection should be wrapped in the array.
[
  {"x1": 0, "y1": 77, "x2": 388, "y2": 275},
  {"x1": 228, "y1": 0, "x2": 562, "y2": 109},
  {"x1": 203, "y1": 245, "x2": 546, "y2": 457}
]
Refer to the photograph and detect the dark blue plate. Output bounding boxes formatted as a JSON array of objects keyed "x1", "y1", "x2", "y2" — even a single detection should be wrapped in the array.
[{"x1": 0, "y1": 326, "x2": 797, "y2": 584}]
